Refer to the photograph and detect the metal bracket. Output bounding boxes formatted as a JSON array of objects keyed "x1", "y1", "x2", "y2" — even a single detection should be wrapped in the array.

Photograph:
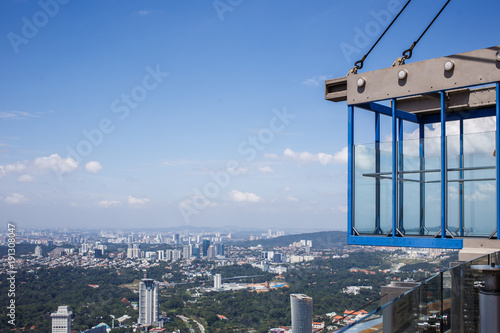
[
  {"x1": 434, "y1": 229, "x2": 455, "y2": 238},
  {"x1": 420, "y1": 226, "x2": 429, "y2": 235},
  {"x1": 489, "y1": 229, "x2": 497, "y2": 239}
]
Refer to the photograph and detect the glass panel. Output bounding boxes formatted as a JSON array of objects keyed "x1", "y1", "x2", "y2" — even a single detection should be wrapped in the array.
[
  {"x1": 352, "y1": 128, "x2": 496, "y2": 239},
  {"x1": 338, "y1": 252, "x2": 498, "y2": 333},
  {"x1": 380, "y1": 142, "x2": 393, "y2": 234},
  {"x1": 401, "y1": 138, "x2": 421, "y2": 235},
  {"x1": 354, "y1": 144, "x2": 376, "y2": 234}
]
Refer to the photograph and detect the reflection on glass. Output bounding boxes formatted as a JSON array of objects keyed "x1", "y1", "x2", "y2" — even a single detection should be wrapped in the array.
[
  {"x1": 339, "y1": 252, "x2": 498, "y2": 333},
  {"x1": 352, "y1": 131, "x2": 496, "y2": 238}
]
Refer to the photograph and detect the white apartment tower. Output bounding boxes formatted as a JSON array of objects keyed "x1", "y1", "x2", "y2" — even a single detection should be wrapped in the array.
[
  {"x1": 183, "y1": 244, "x2": 191, "y2": 259},
  {"x1": 34, "y1": 245, "x2": 42, "y2": 257},
  {"x1": 214, "y1": 274, "x2": 222, "y2": 290},
  {"x1": 138, "y1": 278, "x2": 159, "y2": 326},
  {"x1": 51, "y1": 305, "x2": 72, "y2": 333}
]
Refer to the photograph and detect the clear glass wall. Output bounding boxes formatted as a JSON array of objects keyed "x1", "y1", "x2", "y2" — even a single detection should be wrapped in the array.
[
  {"x1": 338, "y1": 252, "x2": 497, "y2": 333},
  {"x1": 353, "y1": 131, "x2": 497, "y2": 238}
]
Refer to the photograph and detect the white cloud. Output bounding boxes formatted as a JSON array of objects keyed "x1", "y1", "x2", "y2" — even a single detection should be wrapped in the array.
[
  {"x1": 18, "y1": 174, "x2": 35, "y2": 183},
  {"x1": 162, "y1": 159, "x2": 197, "y2": 166},
  {"x1": 128, "y1": 196, "x2": 150, "y2": 205},
  {"x1": 0, "y1": 111, "x2": 40, "y2": 120},
  {"x1": 229, "y1": 190, "x2": 262, "y2": 203},
  {"x1": 227, "y1": 165, "x2": 248, "y2": 175},
  {"x1": 33, "y1": 154, "x2": 78, "y2": 174},
  {"x1": 285, "y1": 195, "x2": 299, "y2": 202},
  {"x1": 282, "y1": 148, "x2": 343, "y2": 165},
  {"x1": 258, "y1": 165, "x2": 274, "y2": 173},
  {"x1": 264, "y1": 153, "x2": 279, "y2": 159},
  {"x1": 5, "y1": 193, "x2": 26, "y2": 204},
  {"x1": 85, "y1": 161, "x2": 102, "y2": 174},
  {"x1": 0, "y1": 154, "x2": 80, "y2": 179},
  {"x1": 97, "y1": 200, "x2": 120, "y2": 208},
  {"x1": 302, "y1": 75, "x2": 328, "y2": 87},
  {"x1": 0, "y1": 162, "x2": 27, "y2": 177}
]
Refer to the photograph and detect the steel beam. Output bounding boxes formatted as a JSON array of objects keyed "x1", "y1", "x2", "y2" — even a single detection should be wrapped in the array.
[{"x1": 346, "y1": 46, "x2": 500, "y2": 104}]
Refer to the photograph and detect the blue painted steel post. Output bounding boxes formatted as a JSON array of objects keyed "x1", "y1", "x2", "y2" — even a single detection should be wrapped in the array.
[
  {"x1": 419, "y1": 123, "x2": 425, "y2": 235},
  {"x1": 392, "y1": 99, "x2": 398, "y2": 237},
  {"x1": 496, "y1": 83, "x2": 500, "y2": 239},
  {"x1": 398, "y1": 118, "x2": 404, "y2": 234},
  {"x1": 459, "y1": 119, "x2": 464, "y2": 237},
  {"x1": 348, "y1": 105, "x2": 354, "y2": 237},
  {"x1": 441, "y1": 91, "x2": 447, "y2": 239},
  {"x1": 375, "y1": 112, "x2": 381, "y2": 234}
]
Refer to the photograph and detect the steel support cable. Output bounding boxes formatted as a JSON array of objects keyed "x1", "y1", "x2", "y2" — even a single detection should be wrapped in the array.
[
  {"x1": 396, "y1": 0, "x2": 451, "y2": 65},
  {"x1": 350, "y1": 0, "x2": 412, "y2": 74}
]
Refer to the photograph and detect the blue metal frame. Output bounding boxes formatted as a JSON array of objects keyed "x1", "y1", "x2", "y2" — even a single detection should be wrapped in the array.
[
  {"x1": 440, "y1": 91, "x2": 447, "y2": 239},
  {"x1": 392, "y1": 99, "x2": 397, "y2": 237},
  {"x1": 348, "y1": 105, "x2": 354, "y2": 237},
  {"x1": 346, "y1": 85, "x2": 497, "y2": 248},
  {"x1": 375, "y1": 112, "x2": 381, "y2": 234},
  {"x1": 497, "y1": 82, "x2": 500, "y2": 239},
  {"x1": 459, "y1": 119, "x2": 464, "y2": 237},
  {"x1": 398, "y1": 118, "x2": 404, "y2": 234},
  {"x1": 419, "y1": 123, "x2": 425, "y2": 235},
  {"x1": 347, "y1": 235, "x2": 463, "y2": 249},
  {"x1": 357, "y1": 102, "x2": 419, "y2": 123}
]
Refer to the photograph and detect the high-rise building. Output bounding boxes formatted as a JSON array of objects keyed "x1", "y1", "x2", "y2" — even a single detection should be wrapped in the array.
[
  {"x1": 173, "y1": 233, "x2": 180, "y2": 245},
  {"x1": 214, "y1": 274, "x2": 222, "y2": 290},
  {"x1": 214, "y1": 243, "x2": 225, "y2": 256},
  {"x1": 273, "y1": 253, "x2": 282, "y2": 263},
  {"x1": 290, "y1": 294, "x2": 313, "y2": 333},
  {"x1": 157, "y1": 250, "x2": 165, "y2": 261},
  {"x1": 183, "y1": 244, "x2": 191, "y2": 259},
  {"x1": 51, "y1": 305, "x2": 72, "y2": 333},
  {"x1": 171, "y1": 249, "x2": 181, "y2": 262},
  {"x1": 34, "y1": 245, "x2": 42, "y2": 257},
  {"x1": 127, "y1": 245, "x2": 134, "y2": 259},
  {"x1": 133, "y1": 244, "x2": 141, "y2": 258},
  {"x1": 138, "y1": 278, "x2": 159, "y2": 326},
  {"x1": 207, "y1": 245, "x2": 216, "y2": 259},
  {"x1": 192, "y1": 245, "x2": 200, "y2": 258},
  {"x1": 202, "y1": 239, "x2": 210, "y2": 257}
]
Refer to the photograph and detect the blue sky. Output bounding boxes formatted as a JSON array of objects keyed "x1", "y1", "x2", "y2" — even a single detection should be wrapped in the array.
[{"x1": 0, "y1": 0, "x2": 499, "y2": 230}]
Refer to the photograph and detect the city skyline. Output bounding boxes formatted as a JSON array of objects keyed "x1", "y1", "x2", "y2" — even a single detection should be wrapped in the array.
[{"x1": 1, "y1": 0, "x2": 499, "y2": 230}]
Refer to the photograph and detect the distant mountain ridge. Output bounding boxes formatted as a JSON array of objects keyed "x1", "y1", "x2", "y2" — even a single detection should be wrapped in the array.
[{"x1": 233, "y1": 230, "x2": 347, "y2": 249}]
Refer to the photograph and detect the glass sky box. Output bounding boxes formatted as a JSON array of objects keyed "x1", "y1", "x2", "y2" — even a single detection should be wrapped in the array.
[{"x1": 326, "y1": 46, "x2": 500, "y2": 249}]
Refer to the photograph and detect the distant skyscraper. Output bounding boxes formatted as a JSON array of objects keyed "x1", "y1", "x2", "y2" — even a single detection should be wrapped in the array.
[
  {"x1": 207, "y1": 245, "x2": 216, "y2": 259},
  {"x1": 172, "y1": 249, "x2": 181, "y2": 261},
  {"x1": 80, "y1": 243, "x2": 90, "y2": 255},
  {"x1": 183, "y1": 245, "x2": 191, "y2": 259},
  {"x1": 34, "y1": 245, "x2": 42, "y2": 258},
  {"x1": 192, "y1": 245, "x2": 200, "y2": 258},
  {"x1": 127, "y1": 245, "x2": 134, "y2": 259},
  {"x1": 157, "y1": 250, "x2": 165, "y2": 261},
  {"x1": 290, "y1": 294, "x2": 313, "y2": 333},
  {"x1": 273, "y1": 253, "x2": 282, "y2": 263},
  {"x1": 51, "y1": 305, "x2": 72, "y2": 333},
  {"x1": 173, "y1": 233, "x2": 180, "y2": 244},
  {"x1": 202, "y1": 240, "x2": 210, "y2": 257},
  {"x1": 214, "y1": 243, "x2": 224, "y2": 256},
  {"x1": 133, "y1": 243, "x2": 141, "y2": 258},
  {"x1": 214, "y1": 274, "x2": 222, "y2": 290},
  {"x1": 138, "y1": 278, "x2": 159, "y2": 326}
]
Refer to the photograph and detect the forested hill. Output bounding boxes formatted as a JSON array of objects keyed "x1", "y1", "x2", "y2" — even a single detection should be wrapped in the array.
[{"x1": 234, "y1": 230, "x2": 346, "y2": 249}]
